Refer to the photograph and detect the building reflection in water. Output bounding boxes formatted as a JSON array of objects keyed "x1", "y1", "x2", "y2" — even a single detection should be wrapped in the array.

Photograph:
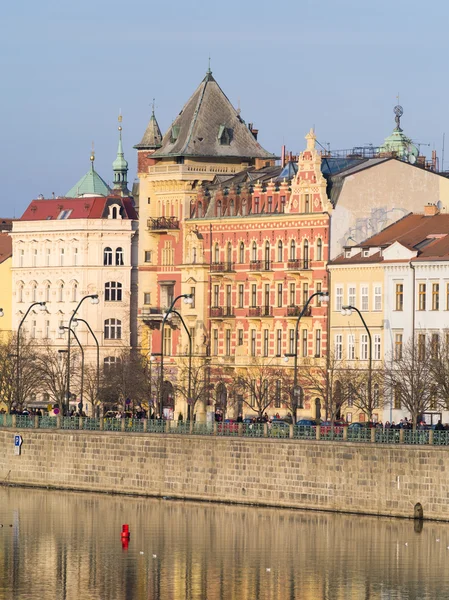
[{"x1": 0, "y1": 486, "x2": 447, "y2": 599}]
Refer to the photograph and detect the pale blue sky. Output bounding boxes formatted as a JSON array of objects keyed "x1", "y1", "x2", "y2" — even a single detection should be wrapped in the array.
[{"x1": 1, "y1": 0, "x2": 447, "y2": 216}]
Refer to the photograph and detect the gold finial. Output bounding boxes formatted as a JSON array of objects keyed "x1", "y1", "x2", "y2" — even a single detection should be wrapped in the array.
[
  {"x1": 118, "y1": 111, "x2": 122, "y2": 131},
  {"x1": 90, "y1": 141, "x2": 95, "y2": 163}
]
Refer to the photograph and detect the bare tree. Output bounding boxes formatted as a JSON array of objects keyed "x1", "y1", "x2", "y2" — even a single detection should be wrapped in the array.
[
  {"x1": 0, "y1": 333, "x2": 42, "y2": 411},
  {"x1": 384, "y1": 337, "x2": 437, "y2": 429},
  {"x1": 430, "y1": 337, "x2": 449, "y2": 409},
  {"x1": 99, "y1": 350, "x2": 148, "y2": 412},
  {"x1": 174, "y1": 356, "x2": 212, "y2": 420},
  {"x1": 345, "y1": 366, "x2": 386, "y2": 422},
  {"x1": 233, "y1": 358, "x2": 285, "y2": 420}
]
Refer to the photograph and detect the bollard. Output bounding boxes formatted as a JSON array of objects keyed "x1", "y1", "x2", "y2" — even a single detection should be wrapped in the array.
[
  {"x1": 429, "y1": 429, "x2": 434, "y2": 445},
  {"x1": 263, "y1": 423, "x2": 268, "y2": 438},
  {"x1": 57, "y1": 415, "x2": 62, "y2": 429},
  {"x1": 399, "y1": 429, "x2": 404, "y2": 444},
  {"x1": 370, "y1": 427, "x2": 376, "y2": 443},
  {"x1": 121, "y1": 418, "x2": 125, "y2": 432},
  {"x1": 289, "y1": 424, "x2": 294, "y2": 439},
  {"x1": 11, "y1": 415, "x2": 16, "y2": 428},
  {"x1": 238, "y1": 423, "x2": 243, "y2": 437},
  {"x1": 316, "y1": 425, "x2": 321, "y2": 440},
  {"x1": 99, "y1": 417, "x2": 104, "y2": 431},
  {"x1": 34, "y1": 415, "x2": 39, "y2": 429},
  {"x1": 165, "y1": 420, "x2": 170, "y2": 434},
  {"x1": 79, "y1": 416, "x2": 83, "y2": 430}
]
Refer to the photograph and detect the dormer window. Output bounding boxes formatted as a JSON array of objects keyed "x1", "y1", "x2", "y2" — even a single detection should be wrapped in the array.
[
  {"x1": 363, "y1": 250, "x2": 369, "y2": 257},
  {"x1": 345, "y1": 250, "x2": 351, "y2": 258},
  {"x1": 218, "y1": 125, "x2": 232, "y2": 146},
  {"x1": 57, "y1": 209, "x2": 72, "y2": 220},
  {"x1": 170, "y1": 125, "x2": 180, "y2": 143},
  {"x1": 109, "y1": 204, "x2": 122, "y2": 220}
]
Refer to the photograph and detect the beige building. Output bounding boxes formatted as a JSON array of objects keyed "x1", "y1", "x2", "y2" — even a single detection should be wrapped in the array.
[{"x1": 0, "y1": 222, "x2": 13, "y2": 340}]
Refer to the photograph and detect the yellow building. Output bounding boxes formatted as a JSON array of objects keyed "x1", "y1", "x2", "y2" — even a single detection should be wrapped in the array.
[{"x1": 328, "y1": 249, "x2": 385, "y2": 423}]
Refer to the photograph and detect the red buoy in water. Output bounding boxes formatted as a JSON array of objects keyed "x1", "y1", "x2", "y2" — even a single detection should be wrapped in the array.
[{"x1": 121, "y1": 524, "x2": 130, "y2": 538}]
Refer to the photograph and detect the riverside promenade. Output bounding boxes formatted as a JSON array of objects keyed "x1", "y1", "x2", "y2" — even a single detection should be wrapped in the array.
[{"x1": 1, "y1": 415, "x2": 449, "y2": 522}]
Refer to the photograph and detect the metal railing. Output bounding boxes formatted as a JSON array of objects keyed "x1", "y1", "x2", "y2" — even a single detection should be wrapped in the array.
[
  {"x1": 147, "y1": 217, "x2": 180, "y2": 231},
  {"x1": 248, "y1": 306, "x2": 273, "y2": 317},
  {"x1": 286, "y1": 304, "x2": 312, "y2": 317},
  {"x1": 210, "y1": 262, "x2": 235, "y2": 273},
  {"x1": 210, "y1": 306, "x2": 235, "y2": 318},
  {"x1": 287, "y1": 259, "x2": 310, "y2": 270},
  {"x1": 249, "y1": 260, "x2": 271, "y2": 272}
]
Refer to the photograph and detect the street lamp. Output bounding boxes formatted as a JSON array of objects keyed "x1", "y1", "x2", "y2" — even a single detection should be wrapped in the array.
[
  {"x1": 0, "y1": 308, "x2": 4, "y2": 318},
  {"x1": 73, "y1": 318, "x2": 100, "y2": 414},
  {"x1": 16, "y1": 302, "x2": 46, "y2": 408},
  {"x1": 284, "y1": 291, "x2": 329, "y2": 422},
  {"x1": 341, "y1": 304, "x2": 372, "y2": 413},
  {"x1": 66, "y1": 294, "x2": 99, "y2": 415},
  {"x1": 60, "y1": 325, "x2": 84, "y2": 412},
  {"x1": 169, "y1": 309, "x2": 193, "y2": 421},
  {"x1": 159, "y1": 294, "x2": 193, "y2": 420}
]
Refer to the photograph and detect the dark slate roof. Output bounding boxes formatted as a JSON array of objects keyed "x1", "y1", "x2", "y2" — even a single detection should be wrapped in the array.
[
  {"x1": 134, "y1": 110, "x2": 163, "y2": 150},
  {"x1": 152, "y1": 70, "x2": 275, "y2": 160}
]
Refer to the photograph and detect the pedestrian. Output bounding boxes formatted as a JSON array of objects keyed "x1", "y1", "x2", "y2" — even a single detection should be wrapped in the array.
[{"x1": 435, "y1": 419, "x2": 444, "y2": 431}]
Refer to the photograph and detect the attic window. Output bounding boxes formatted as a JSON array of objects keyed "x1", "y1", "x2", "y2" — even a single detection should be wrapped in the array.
[
  {"x1": 218, "y1": 125, "x2": 232, "y2": 146},
  {"x1": 170, "y1": 125, "x2": 180, "y2": 143},
  {"x1": 57, "y1": 209, "x2": 72, "y2": 220},
  {"x1": 345, "y1": 250, "x2": 351, "y2": 258},
  {"x1": 363, "y1": 250, "x2": 369, "y2": 257}
]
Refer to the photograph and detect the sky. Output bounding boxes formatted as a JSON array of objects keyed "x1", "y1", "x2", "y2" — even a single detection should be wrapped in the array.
[{"x1": 1, "y1": 0, "x2": 448, "y2": 217}]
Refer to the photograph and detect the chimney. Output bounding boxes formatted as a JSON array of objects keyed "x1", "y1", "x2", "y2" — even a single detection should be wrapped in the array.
[
  {"x1": 424, "y1": 203, "x2": 440, "y2": 216},
  {"x1": 248, "y1": 123, "x2": 258, "y2": 140},
  {"x1": 281, "y1": 145, "x2": 286, "y2": 168}
]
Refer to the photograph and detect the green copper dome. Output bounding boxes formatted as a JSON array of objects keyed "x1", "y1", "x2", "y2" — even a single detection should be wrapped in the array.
[
  {"x1": 379, "y1": 105, "x2": 418, "y2": 162},
  {"x1": 66, "y1": 156, "x2": 111, "y2": 198}
]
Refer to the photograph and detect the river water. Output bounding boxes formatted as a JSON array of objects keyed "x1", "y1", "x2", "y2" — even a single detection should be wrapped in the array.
[{"x1": 0, "y1": 486, "x2": 448, "y2": 600}]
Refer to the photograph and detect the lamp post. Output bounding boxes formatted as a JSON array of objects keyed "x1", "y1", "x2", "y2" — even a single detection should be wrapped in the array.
[
  {"x1": 60, "y1": 325, "x2": 84, "y2": 411},
  {"x1": 73, "y1": 318, "x2": 100, "y2": 414},
  {"x1": 66, "y1": 294, "x2": 99, "y2": 415},
  {"x1": 284, "y1": 291, "x2": 329, "y2": 422},
  {"x1": 159, "y1": 294, "x2": 193, "y2": 420},
  {"x1": 169, "y1": 309, "x2": 193, "y2": 421},
  {"x1": 341, "y1": 304, "x2": 372, "y2": 414},
  {"x1": 16, "y1": 302, "x2": 46, "y2": 408}
]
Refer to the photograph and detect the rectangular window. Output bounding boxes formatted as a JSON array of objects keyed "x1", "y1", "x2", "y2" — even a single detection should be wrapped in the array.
[
  {"x1": 394, "y1": 333, "x2": 403, "y2": 360},
  {"x1": 348, "y1": 334, "x2": 355, "y2": 360},
  {"x1": 302, "y1": 283, "x2": 309, "y2": 305},
  {"x1": 374, "y1": 334, "x2": 381, "y2": 361},
  {"x1": 238, "y1": 284, "x2": 244, "y2": 308},
  {"x1": 144, "y1": 293, "x2": 151, "y2": 305},
  {"x1": 315, "y1": 329, "x2": 321, "y2": 357},
  {"x1": 226, "y1": 285, "x2": 231, "y2": 308},
  {"x1": 73, "y1": 248, "x2": 78, "y2": 266},
  {"x1": 60, "y1": 248, "x2": 64, "y2": 267},
  {"x1": 348, "y1": 286, "x2": 356, "y2": 307},
  {"x1": 251, "y1": 330, "x2": 256, "y2": 356},
  {"x1": 418, "y1": 333, "x2": 426, "y2": 360},
  {"x1": 46, "y1": 248, "x2": 51, "y2": 267},
  {"x1": 432, "y1": 283, "x2": 440, "y2": 311},
  {"x1": 190, "y1": 287, "x2": 196, "y2": 308},
  {"x1": 263, "y1": 329, "x2": 269, "y2": 357},
  {"x1": 374, "y1": 286, "x2": 382, "y2": 311},
  {"x1": 289, "y1": 328, "x2": 295, "y2": 354},
  {"x1": 58, "y1": 320, "x2": 64, "y2": 339},
  {"x1": 32, "y1": 249, "x2": 37, "y2": 267},
  {"x1": 213, "y1": 284, "x2": 219, "y2": 308},
  {"x1": 238, "y1": 329, "x2": 244, "y2": 346},
  {"x1": 264, "y1": 284, "x2": 270, "y2": 308},
  {"x1": 280, "y1": 196, "x2": 286, "y2": 213},
  {"x1": 251, "y1": 284, "x2": 257, "y2": 307},
  {"x1": 335, "y1": 334, "x2": 342, "y2": 360},
  {"x1": 277, "y1": 283, "x2": 283, "y2": 308},
  {"x1": 213, "y1": 329, "x2": 218, "y2": 355},
  {"x1": 225, "y1": 329, "x2": 231, "y2": 356},
  {"x1": 302, "y1": 329, "x2": 308, "y2": 357},
  {"x1": 432, "y1": 333, "x2": 439, "y2": 358},
  {"x1": 336, "y1": 286, "x2": 343, "y2": 312},
  {"x1": 163, "y1": 328, "x2": 172, "y2": 356},
  {"x1": 361, "y1": 286, "x2": 369, "y2": 311},
  {"x1": 267, "y1": 196, "x2": 273, "y2": 213},
  {"x1": 304, "y1": 194, "x2": 310, "y2": 213},
  {"x1": 361, "y1": 334, "x2": 368, "y2": 360},
  {"x1": 418, "y1": 283, "x2": 426, "y2": 311},
  {"x1": 289, "y1": 283, "x2": 295, "y2": 306},
  {"x1": 276, "y1": 329, "x2": 282, "y2": 356},
  {"x1": 396, "y1": 284, "x2": 404, "y2": 311},
  {"x1": 316, "y1": 282, "x2": 322, "y2": 306},
  {"x1": 144, "y1": 251, "x2": 152, "y2": 263}
]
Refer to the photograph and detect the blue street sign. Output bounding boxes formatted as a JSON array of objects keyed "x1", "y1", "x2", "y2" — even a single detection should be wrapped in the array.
[{"x1": 14, "y1": 435, "x2": 22, "y2": 447}]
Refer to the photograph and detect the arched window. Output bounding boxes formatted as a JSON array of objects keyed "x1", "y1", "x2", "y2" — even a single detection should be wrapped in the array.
[
  {"x1": 239, "y1": 242, "x2": 245, "y2": 264},
  {"x1": 59, "y1": 283, "x2": 64, "y2": 302},
  {"x1": 31, "y1": 283, "x2": 37, "y2": 302},
  {"x1": 105, "y1": 281, "x2": 123, "y2": 302},
  {"x1": 115, "y1": 247, "x2": 124, "y2": 266},
  {"x1": 72, "y1": 282, "x2": 78, "y2": 302},
  {"x1": 197, "y1": 202, "x2": 203, "y2": 218},
  {"x1": 104, "y1": 247, "x2": 112, "y2": 266},
  {"x1": 18, "y1": 283, "x2": 24, "y2": 303},
  {"x1": 60, "y1": 248, "x2": 65, "y2": 266},
  {"x1": 303, "y1": 240, "x2": 309, "y2": 269},
  {"x1": 227, "y1": 242, "x2": 232, "y2": 265},
  {"x1": 112, "y1": 206, "x2": 118, "y2": 219},
  {"x1": 251, "y1": 241, "x2": 257, "y2": 262},
  {"x1": 304, "y1": 194, "x2": 310, "y2": 213},
  {"x1": 289, "y1": 240, "x2": 296, "y2": 261},
  {"x1": 217, "y1": 201, "x2": 222, "y2": 217},
  {"x1": 277, "y1": 240, "x2": 283, "y2": 262},
  {"x1": 32, "y1": 249, "x2": 37, "y2": 267},
  {"x1": 104, "y1": 318, "x2": 122, "y2": 340},
  {"x1": 45, "y1": 283, "x2": 51, "y2": 302},
  {"x1": 214, "y1": 243, "x2": 220, "y2": 264},
  {"x1": 316, "y1": 238, "x2": 323, "y2": 261},
  {"x1": 265, "y1": 241, "x2": 270, "y2": 269}
]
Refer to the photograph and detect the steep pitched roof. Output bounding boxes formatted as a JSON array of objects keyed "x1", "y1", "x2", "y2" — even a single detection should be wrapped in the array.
[
  {"x1": 20, "y1": 196, "x2": 137, "y2": 221},
  {"x1": 0, "y1": 233, "x2": 12, "y2": 264},
  {"x1": 152, "y1": 70, "x2": 274, "y2": 160},
  {"x1": 134, "y1": 110, "x2": 163, "y2": 150},
  {"x1": 66, "y1": 160, "x2": 111, "y2": 198}
]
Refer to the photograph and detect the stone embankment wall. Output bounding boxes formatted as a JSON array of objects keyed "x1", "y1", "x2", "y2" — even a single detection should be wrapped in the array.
[{"x1": 0, "y1": 429, "x2": 447, "y2": 521}]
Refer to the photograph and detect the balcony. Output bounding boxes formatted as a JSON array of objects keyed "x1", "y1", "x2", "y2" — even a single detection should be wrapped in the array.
[
  {"x1": 147, "y1": 217, "x2": 180, "y2": 232},
  {"x1": 287, "y1": 259, "x2": 311, "y2": 271},
  {"x1": 249, "y1": 260, "x2": 272, "y2": 272},
  {"x1": 210, "y1": 306, "x2": 235, "y2": 318},
  {"x1": 248, "y1": 306, "x2": 273, "y2": 318},
  {"x1": 286, "y1": 304, "x2": 312, "y2": 317},
  {"x1": 210, "y1": 261, "x2": 235, "y2": 273}
]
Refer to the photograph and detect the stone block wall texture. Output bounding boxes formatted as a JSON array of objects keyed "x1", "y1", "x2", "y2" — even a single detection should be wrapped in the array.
[{"x1": 1, "y1": 429, "x2": 448, "y2": 520}]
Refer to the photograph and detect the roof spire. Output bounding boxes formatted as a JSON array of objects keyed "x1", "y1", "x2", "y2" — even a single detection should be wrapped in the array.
[
  {"x1": 90, "y1": 141, "x2": 95, "y2": 171},
  {"x1": 112, "y1": 113, "x2": 129, "y2": 195},
  {"x1": 134, "y1": 103, "x2": 163, "y2": 151}
]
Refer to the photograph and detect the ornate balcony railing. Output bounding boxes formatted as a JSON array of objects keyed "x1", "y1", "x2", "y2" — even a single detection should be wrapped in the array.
[
  {"x1": 287, "y1": 259, "x2": 311, "y2": 270},
  {"x1": 248, "y1": 306, "x2": 273, "y2": 318},
  {"x1": 210, "y1": 306, "x2": 235, "y2": 318},
  {"x1": 148, "y1": 217, "x2": 180, "y2": 231},
  {"x1": 249, "y1": 260, "x2": 271, "y2": 271},
  {"x1": 210, "y1": 261, "x2": 235, "y2": 273},
  {"x1": 286, "y1": 304, "x2": 312, "y2": 317}
]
